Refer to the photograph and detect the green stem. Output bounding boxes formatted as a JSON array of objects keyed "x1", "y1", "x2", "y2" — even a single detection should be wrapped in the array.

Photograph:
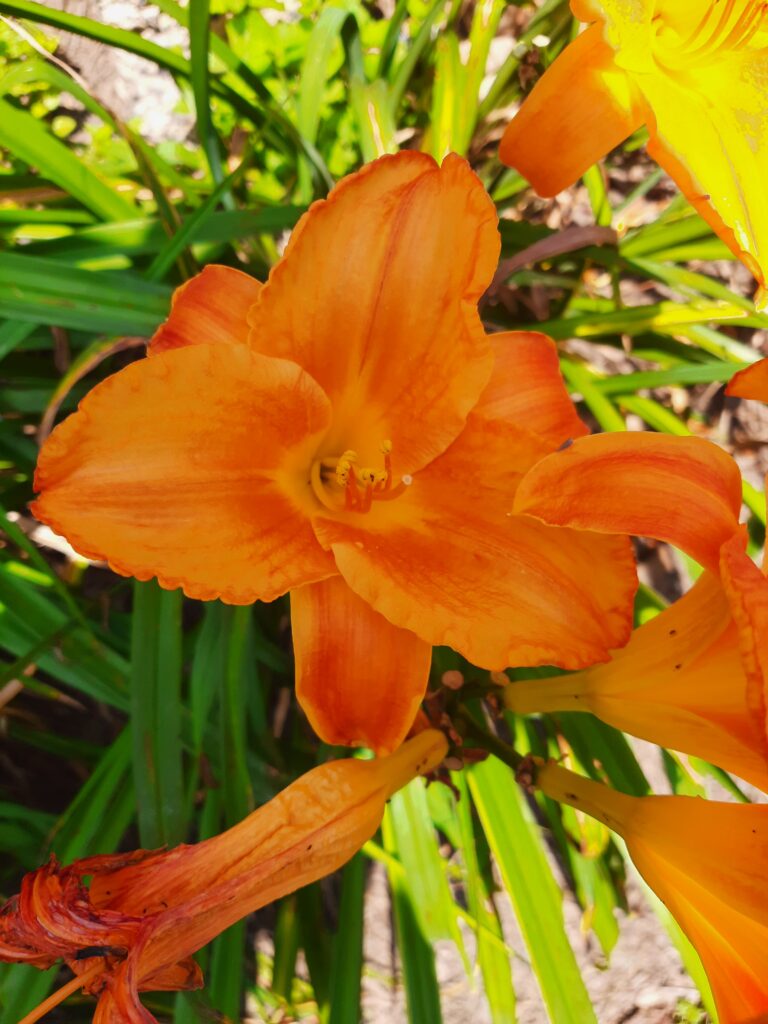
[{"x1": 455, "y1": 710, "x2": 525, "y2": 772}]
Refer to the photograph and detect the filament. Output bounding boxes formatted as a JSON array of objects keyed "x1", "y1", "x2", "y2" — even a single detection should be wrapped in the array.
[{"x1": 17, "y1": 961, "x2": 104, "y2": 1024}]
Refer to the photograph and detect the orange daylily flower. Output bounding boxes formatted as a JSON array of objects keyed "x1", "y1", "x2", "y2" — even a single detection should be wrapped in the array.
[
  {"x1": 537, "y1": 760, "x2": 768, "y2": 1023},
  {"x1": 508, "y1": 429, "x2": 768, "y2": 786},
  {"x1": 0, "y1": 730, "x2": 447, "y2": 1024},
  {"x1": 500, "y1": 0, "x2": 768, "y2": 306},
  {"x1": 505, "y1": 530, "x2": 768, "y2": 790},
  {"x1": 32, "y1": 151, "x2": 638, "y2": 755}
]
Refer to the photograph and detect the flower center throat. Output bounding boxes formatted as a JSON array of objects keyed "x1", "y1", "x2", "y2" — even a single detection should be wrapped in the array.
[{"x1": 310, "y1": 440, "x2": 412, "y2": 514}]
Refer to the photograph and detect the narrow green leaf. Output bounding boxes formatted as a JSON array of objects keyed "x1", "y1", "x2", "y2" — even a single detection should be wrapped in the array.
[
  {"x1": 0, "y1": 97, "x2": 134, "y2": 221},
  {"x1": 350, "y1": 79, "x2": 398, "y2": 162},
  {"x1": 209, "y1": 920, "x2": 247, "y2": 1020},
  {"x1": 0, "y1": 252, "x2": 170, "y2": 333},
  {"x1": 561, "y1": 360, "x2": 626, "y2": 432},
  {"x1": 382, "y1": 807, "x2": 443, "y2": 1024},
  {"x1": 429, "y1": 33, "x2": 462, "y2": 159},
  {"x1": 296, "y1": 5, "x2": 351, "y2": 200},
  {"x1": 189, "y1": 0, "x2": 226, "y2": 193},
  {"x1": 52, "y1": 726, "x2": 134, "y2": 860},
  {"x1": 583, "y1": 165, "x2": 612, "y2": 227},
  {"x1": 469, "y1": 757, "x2": 598, "y2": 1024},
  {"x1": 327, "y1": 853, "x2": 365, "y2": 1024},
  {"x1": 297, "y1": 884, "x2": 332, "y2": 1013},
  {"x1": 594, "y1": 361, "x2": 744, "y2": 396},
  {"x1": 0, "y1": 564, "x2": 129, "y2": 708},
  {"x1": 454, "y1": 772, "x2": 516, "y2": 1024},
  {"x1": 0, "y1": 319, "x2": 36, "y2": 361},
  {"x1": 272, "y1": 895, "x2": 301, "y2": 999},
  {"x1": 130, "y1": 580, "x2": 184, "y2": 847},
  {"x1": 146, "y1": 156, "x2": 251, "y2": 281},
  {"x1": 456, "y1": 0, "x2": 505, "y2": 153},
  {"x1": 388, "y1": 780, "x2": 466, "y2": 960},
  {"x1": 220, "y1": 606, "x2": 254, "y2": 821}
]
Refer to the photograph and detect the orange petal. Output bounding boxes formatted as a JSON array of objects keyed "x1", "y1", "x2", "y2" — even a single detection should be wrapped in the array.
[
  {"x1": 33, "y1": 345, "x2": 335, "y2": 603},
  {"x1": 249, "y1": 152, "x2": 499, "y2": 474},
  {"x1": 499, "y1": 24, "x2": 644, "y2": 196},
  {"x1": 632, "y1": 846, "x2": 768, "y2": 1024},
  {"x1": 291, "y1": 575, "x2": 431, "y2": 755},
  {"x1": 477, "y1": 331, "x2": 588, "y2": 446},
  {"x1": 727, "y1": 358, "x2": 768, "y2": 403},
  {"x1": 513, "y1": 433, "x2": 743, "y2": 572},
  {"x1": 720, "y1": 531, "x2": 768, "y2": 746},
  {"x1": 506, "y1": 570, "x2": 768, "y2": 791},
  {"x1": 150, "y1": 265, "x2": 261, "y2": 355},
  {"x1": 313, "y1": 412, "x2": 636, "y2": 670},
  {"x1": 537, "y1": 762, "x2": 768, "y2": 1024}
]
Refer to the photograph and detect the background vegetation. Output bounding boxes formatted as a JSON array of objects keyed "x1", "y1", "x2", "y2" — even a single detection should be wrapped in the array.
[{"x1": 0, "y1": 1, "x2": 765, "y2": 1021}]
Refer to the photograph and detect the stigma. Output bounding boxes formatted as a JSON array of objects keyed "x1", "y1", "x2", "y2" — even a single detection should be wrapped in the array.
[{"x1": 310, "y1": 440, "x2": 412, "y2": 514}]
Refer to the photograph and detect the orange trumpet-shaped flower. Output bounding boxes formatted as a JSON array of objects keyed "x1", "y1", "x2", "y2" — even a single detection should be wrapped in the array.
[
  {"x1": 500, "y1": 0, "x2": 768, "y2": 307},
  {"x1": 31, "y1": 151, "x2": 638, "y2": 755},
  {"x1": 0, "y1": 730, "x2": 448, "y2": 1024},
  {"x1": 536, "y1": 760, "x2": 768, "y2": 1023},
  {"x1": 505, "y1": 530, "x2": 768, "y2": 790}
]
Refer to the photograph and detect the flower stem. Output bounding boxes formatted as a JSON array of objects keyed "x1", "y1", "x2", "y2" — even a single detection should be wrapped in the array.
[
  {"x1": 17, "y1": 961, "x2": 104, "y2": 1024},
  {"x1": 454, "y1": 710, "x2": 525, "y2": 772}
]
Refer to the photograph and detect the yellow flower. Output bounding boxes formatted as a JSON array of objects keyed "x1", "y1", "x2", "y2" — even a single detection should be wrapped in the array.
[{"x1": 500, "y1": 0, "x2": 768, "y2": 308}]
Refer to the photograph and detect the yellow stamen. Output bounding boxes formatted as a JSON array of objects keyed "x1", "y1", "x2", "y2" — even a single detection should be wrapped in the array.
[
  {"x1": 18, "y1": 961, "x2": 104, "y2": 1024},
  {"x1": 310, "y1": 441, "x2": 410, "y2": 515}
]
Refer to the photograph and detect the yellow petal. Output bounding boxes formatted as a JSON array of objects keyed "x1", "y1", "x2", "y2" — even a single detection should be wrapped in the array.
[{"x1": 641, "y1": 47, "x2": 768, "y2": 306}]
